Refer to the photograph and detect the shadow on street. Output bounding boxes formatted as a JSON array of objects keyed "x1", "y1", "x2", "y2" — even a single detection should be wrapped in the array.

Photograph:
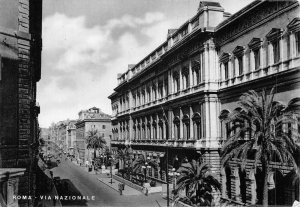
[{"x1": 54, "y1": 177, "x2": 88, "y2": 206}]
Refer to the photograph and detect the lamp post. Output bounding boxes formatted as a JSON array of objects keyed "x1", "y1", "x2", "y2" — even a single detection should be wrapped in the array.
[
  {"x1": 142, "y1": 157, "x2": 151, "y2": 183},
  {"x1": 168, "y1": 168, "x2": 180, "y2": 194},
  {"x1": 109, "y1": 157, "x2": 115, "y2": 184}
]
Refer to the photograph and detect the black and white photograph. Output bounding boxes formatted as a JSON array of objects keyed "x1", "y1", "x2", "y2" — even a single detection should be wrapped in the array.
[{"x1": 0, "y1": 0, "x2": 300, "y2": 206}]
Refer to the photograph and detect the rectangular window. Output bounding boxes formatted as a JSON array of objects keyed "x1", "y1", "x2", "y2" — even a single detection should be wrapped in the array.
[
  {"x1": 296, "y1": 31, "x2": 300, "y2": 55},
  {"x1": 254, "y1": 49, "x2": 260, "y2": 70},
  {"x1": 224, "y1": 62, "x2": 229, "y2": 80},
  {"x1": 238, "y1": 56, "x2": 243, "y2": 75},
  {"x1": 102, "y1": 125, "x2": 106, "y2": 129},
  {"x1": 273, "y1": 40, "x2": 280, "y2": 63}
]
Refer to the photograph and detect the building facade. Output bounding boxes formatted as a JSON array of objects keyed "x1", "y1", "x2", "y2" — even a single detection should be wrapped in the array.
[
  {"x1": 109, "y1": 1, "x2": 300, "y2": 206},
  {"x1": 75, "y1": 107, "x2": 112, "y2": 163},
  {"x1": 0, "y1": 0, "x2": 42, "y2": 206}
]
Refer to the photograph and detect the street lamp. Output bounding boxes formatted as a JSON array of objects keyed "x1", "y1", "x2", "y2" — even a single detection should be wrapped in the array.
[
  {"x1": 168, "y1": 168, "x2": 180, "y2": 193},
  {"x1": 141, "y1": 157, "x2": 151, "y2": 183},
  {"x1": 108, "y1": 157, "x2": 115, "y2": 184}
]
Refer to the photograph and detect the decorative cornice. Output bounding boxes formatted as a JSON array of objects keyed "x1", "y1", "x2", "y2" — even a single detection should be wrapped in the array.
[
  {"x1": 287, "y1": 17, "x2": 300, "y2": 32},
  {"x1": 248, "y1": 38, "x2": 262, "y2": 50},
  {"x1": 266, "y1": 28, "x2": 283, "y2": 41}
]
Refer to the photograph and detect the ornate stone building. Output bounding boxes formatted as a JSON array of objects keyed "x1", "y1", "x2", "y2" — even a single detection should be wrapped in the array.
[
  {"x1": 75, "y1": 107, "x2": 112, "y2": 163},
  {"x1": 109, "y1": 0, "x2": 300, "y2": 206},
  {"x1": 0, "y1": 0, "x2": 42, "y2": 206}
]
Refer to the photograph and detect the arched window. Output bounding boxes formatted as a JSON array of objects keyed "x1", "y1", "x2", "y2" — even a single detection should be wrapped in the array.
[
  {"x1": 219, "y1": 110, "x2": 230, "y2": 140},
  {"x1": 152, "y1": 120, "x2": 157, "y2": 139},
  {"x1": 266, "y1": 28, "x2": 283, "y2": 64},
  {"x1": 133, "y1": 124, "x2": 136, "y2": 140},
  {"x1": 142, "y1": 123, "x2": 146, "y2": 139},
  {"x1": 225, "y1": 166, "x2": 232, "y2": 199},
  {"x1": 233, "y1": 46, "x2": 245, "y2": 76},
  {"x1": 158, "y1": 119, "x2": 164, "y2": 139},
  {"x1": 248, "y1": 38, "x2": 262, "y2": 71},
  {"x1": 173, "y1": 72, "x2": 180, "y2": 93},
  {"x1": 182, "y1": 66, "x2": 189, "y2": 90},
  {"x1": 219, "y1": 53, "x2": 230, "y2": 81},
  {"x1": 192, "y1": 58, "x2": 201, "y2": 85},
  {"x1": 137, "y1": 123, "x2": 141, "y2": 140},
  {"x1": 173, "y1": 116, "x2": 180, "y2": 139},
  {"x1": 147, "y1": 121, "x2": 151, "y2": 139},
  {"x1": 192, "y1": 113, "x2": 201, "y2": 139},
  {"x1": 239, "y1": 168, "x2": 247, "y2": 203},
  {"x1": 182, "y1": 114, "x2": 190, "y2": 139}
]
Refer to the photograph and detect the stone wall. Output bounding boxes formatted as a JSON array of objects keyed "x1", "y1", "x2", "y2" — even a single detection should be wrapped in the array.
[{"x1": 0, "y1": 0, "x2": 42, "y2": 206}]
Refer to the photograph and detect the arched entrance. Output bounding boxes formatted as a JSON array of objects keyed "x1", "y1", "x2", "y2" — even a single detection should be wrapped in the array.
[
  {"x1": 255, "y1": 168, "x2": 264, "y2": 205},
  {"x1": 268, "y1": 170, "x2": 284, "y2": 205},
  {"x1": 225, "y1": 166, "x2": 232, "y2": 199},
  {"x1": 239, "y1": 168, "x2": 247, "y2": 203}
]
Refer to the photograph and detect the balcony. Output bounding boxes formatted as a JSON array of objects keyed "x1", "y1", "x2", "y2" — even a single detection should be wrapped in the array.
[{"x1": 111, "y1": 140, "x2": 126, "y2": 145}]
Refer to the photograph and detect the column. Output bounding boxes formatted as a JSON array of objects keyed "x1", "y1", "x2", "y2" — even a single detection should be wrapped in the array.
[
  {"x1": 262, "y1": 40, "x2": 268, "y2": 68},
  {"x1": 145, "y1": 117, "x2": 148, "y2": 140},
  {"x1": 244, "y1": 49, "x2": 249, "y2": 73},
  {"x1": 203, "y1": 45, "x2": 209, "y2": 82},
  {"x1": 179, "y1": 107, "x2": 183, "y2": 140},
  {"x1": 179, "y1": 69, "x2": 183, "y2": 91},
  {"x1": 168, "y1": 109, "x2": 173, "y2": 140},
  {"x1": 189, "y1": 105, "x2": 194, "y2": 140},
  {"x1": 228, "y1": 56, "x2": 233, "y2": 79},
  {"x1": 233, "y1": 168, "x2": 242, "y2": 202},
  {"x1": 168, "y1": 70, "x2": 173, "y2": 94},
  {"x1": 162, "y1": 78, "x2": 165, "y2": 98},
  {"x1": 220, "y1": 63, "x2": 224, "y2": 81},
  {"x1": 282, "y1": 34, "x2": 289, "y2": 63},
  {"x1": 189, "y1": 59, "x2": 193, "y2": 88},
  {"x1": 150, "y1": 116, "x2": 153, "y2": 140},
  {"x1": 290, "y1": 33, "x2": 296, "y2": 58},
  {"x1": 220, "y1": 168, "x2": 227, "y2": 198},
  {"x1": 249, "y1": 170, "x2": 257, "y2": 205},
  {"x1": 156, "y1": 114, "x2": 159, "y2": 139},
  {"x1": 163, "y1": 121, "x2": 167, "y2": 140}
]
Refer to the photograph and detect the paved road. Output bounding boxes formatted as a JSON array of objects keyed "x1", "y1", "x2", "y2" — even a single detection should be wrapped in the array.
[{"x1": 51, "y1": 158, "x2": 167, "y2": 207}]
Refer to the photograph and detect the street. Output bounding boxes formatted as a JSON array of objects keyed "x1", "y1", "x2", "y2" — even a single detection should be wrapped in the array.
[{"x1": 51, "y1": 158, "x2": 167, "y2": 207}]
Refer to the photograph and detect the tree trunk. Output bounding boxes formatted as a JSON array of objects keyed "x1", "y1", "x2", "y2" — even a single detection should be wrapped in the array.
[
  {"x1": 94, "y1": 147, "x2": 96, "y2": 159},
  {"x1": 262, "y1": 165, "x2": 269, "y2": 207}
]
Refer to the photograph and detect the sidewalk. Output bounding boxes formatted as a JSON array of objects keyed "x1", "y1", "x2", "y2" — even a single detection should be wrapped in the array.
[
  {"x1": 69, "y1": 159, "x2": 142, "y2": 196},
  {"x1": 96, "y1": 173, "x2": 142, "y2": 196}
]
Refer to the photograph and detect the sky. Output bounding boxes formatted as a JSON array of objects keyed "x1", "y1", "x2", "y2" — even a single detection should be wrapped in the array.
[{"x1": 37, "y1": 0, "x2": 254, "y2": 128}]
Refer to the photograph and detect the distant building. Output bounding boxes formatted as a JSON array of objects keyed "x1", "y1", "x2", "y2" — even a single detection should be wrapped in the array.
[
  {"x1": 66, "y1": 120, "x2": 77, "y2": 156},
  {"x1": 75, "y1": 107, "x2": 112, "y2": 163},
  {"x1": 0, "y1": 0, "x2": 42, "y2": 206},
  {"x1": 109, "y1": 0, "x2": 300, "y2": 206}
]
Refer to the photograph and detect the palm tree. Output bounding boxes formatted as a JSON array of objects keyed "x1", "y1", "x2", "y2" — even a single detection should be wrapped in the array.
[
  {"x1": 173, "y1": 160, "x2": 220, "y2": 206},
  {"x1": 221, "y1": 88, "x2": 300, "y2": 207},
  {"x1": 86, "y1": 128, "x2": 107, "y2": 160},
  {"x1": 133, "y1": 154, "x2": 158, "y2": 183},
  {"x1": 116, "y1": 146, "x2": 133, "y2": 170}
]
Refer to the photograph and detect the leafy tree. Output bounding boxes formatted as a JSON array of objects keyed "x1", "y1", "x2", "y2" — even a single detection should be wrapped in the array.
[
  {"x1": 173, "y1": 160, "x2": 220, "y2": 206},
  {"x1": 86, "y1": 128, "x2": 107, "y2": 160},
  {"x1": 221, "y1": 88, "x2": 300, "y2": 206}
]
